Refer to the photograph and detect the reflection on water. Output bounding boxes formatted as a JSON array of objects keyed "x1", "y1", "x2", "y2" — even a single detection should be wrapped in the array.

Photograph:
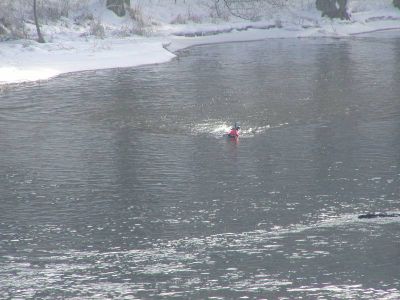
[{"x1": 1, "y1": 32, "x2": 400, "y2": 299}]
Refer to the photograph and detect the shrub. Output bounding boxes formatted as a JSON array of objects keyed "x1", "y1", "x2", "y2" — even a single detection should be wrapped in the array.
[
  {"x1": 127, "y1": 4, "x2": 145, "y2": 27},
  {"x1": 171, "y1": 14, "x2": 187, "y2": 24},
  {"x1": 171, "y1": 13, "x2": 203, "y2": 25},
  {"x1": 0, "y1": 0, "x2": 28, "y2": 40},
  {"x1": 89, "y1": 19, "x2": 105, "y2": 38},
  {"x1": 126, "y1": 4, "x2": 152, "y2": 36}
]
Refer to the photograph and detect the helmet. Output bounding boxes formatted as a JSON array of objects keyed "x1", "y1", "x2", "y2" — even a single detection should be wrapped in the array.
[{"x1": 234, "y1": 122, "x2": 241, "y2": 129}]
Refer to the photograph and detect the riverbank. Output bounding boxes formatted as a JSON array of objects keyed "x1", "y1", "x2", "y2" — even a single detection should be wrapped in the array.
[{"x1": 0, "y1": 3, "x2": 399, "y2": 85}]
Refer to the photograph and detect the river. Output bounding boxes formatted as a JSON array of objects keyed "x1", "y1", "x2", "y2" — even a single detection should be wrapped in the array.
[{"x1": 1, "y1": 31, "x2": 399, "y2": 299}]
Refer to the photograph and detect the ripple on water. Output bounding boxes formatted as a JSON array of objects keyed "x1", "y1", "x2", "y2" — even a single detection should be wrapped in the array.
[
  {"x1": 1, "y1": 214, "x2": 399, "y2": 298},
  {"x1": 1, "y1": 35, "x2": 400, "y2": 299}
]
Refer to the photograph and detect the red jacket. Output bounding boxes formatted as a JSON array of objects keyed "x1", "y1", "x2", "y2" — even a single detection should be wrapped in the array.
[{"x1": 228, "y1": 128, "x2": 239, "y2": 137}]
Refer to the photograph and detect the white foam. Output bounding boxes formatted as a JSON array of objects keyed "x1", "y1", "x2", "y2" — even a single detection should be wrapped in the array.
[
  {"x1": 190, "y1": 121, "x2": 232, "y2": 137},
  {"x1": 190, "y1": 120, "x2": 274, "y2": 138}
]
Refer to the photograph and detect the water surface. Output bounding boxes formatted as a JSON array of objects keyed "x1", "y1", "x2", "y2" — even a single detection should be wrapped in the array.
[{"x1": 1, "y1": 32, "x2": 400, "y2": 299}]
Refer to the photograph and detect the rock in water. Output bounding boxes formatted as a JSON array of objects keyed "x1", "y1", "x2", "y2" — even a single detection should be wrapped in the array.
[{"x1": 358, "y1": 213, "x2": 400, "y2": 219}]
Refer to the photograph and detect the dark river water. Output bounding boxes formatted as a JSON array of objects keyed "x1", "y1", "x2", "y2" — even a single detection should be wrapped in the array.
[{"x1": 1, "y1": 31, "x2": 400, "y2": 299}]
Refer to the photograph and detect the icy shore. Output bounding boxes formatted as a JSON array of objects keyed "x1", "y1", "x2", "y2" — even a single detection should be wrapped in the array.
[{"x1": 0, "y1": 3, "x2": 399, "y2": 85}]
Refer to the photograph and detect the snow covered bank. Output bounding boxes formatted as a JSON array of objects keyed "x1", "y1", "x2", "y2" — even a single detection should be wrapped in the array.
[
  {"x1": 0, "y1": 37, "x2": 174, "y2": 84},
  {"x1": 0, "y1": 1, "x2": 400, "y2": 85}
]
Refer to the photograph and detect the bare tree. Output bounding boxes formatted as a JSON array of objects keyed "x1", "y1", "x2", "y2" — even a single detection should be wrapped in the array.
[
  {"x1": 217, "y1": 0, "x2": 288, "y2": 21},
  {"x1": 33, "y1": 0, "x2": 45, "y2": 42}
]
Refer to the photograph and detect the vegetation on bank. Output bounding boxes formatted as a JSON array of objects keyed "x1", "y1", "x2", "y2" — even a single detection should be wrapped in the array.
[{"x1": 0, "y1": 0, "x2": 399, "y2": 42}]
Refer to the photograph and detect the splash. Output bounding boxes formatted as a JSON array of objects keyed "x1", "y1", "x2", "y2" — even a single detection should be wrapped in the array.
[
  {"x1": 190, "y1": 120, "x2": 232, "y2": 137},
  {"x1": 190, "y1": 120, "x2": 273, "y2": 138}
]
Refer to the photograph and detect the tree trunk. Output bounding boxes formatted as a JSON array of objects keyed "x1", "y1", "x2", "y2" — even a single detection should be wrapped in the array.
[{"x1": 33, "y1": 0, "x2": 45, "y2": 43}]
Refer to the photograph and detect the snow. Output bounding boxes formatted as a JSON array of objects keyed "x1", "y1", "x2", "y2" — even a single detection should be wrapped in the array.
[
  {"x1": 0, "y1": 37, "x2": 174, "y2": 84},
  {"x1": 0, "y1": 0, "x2": 400, "y2": 85}
]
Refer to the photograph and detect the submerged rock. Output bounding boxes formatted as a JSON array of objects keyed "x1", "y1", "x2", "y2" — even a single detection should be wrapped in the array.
[{"x1": 358, "y1": 213, "x2": 400, "y2": 219}]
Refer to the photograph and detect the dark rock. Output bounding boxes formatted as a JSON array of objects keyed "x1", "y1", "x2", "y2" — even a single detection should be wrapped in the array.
[
  {"x1": 316, "y1": 0, "x2": 350, "y2": 20},
  {"x1": 358, "y1": 213, "x2": 400, "y2": 219},
  {"x1": 106, "y1": 0, "x2": 126, "y2": 17}
]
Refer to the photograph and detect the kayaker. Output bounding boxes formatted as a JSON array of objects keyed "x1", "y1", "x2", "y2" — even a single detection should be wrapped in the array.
[{"x1": 228, "y1": 122, "x2": 240, "y2": 138}]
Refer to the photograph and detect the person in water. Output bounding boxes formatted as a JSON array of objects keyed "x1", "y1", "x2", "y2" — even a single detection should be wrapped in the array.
[{"x1": 228, "y1": 123, "x2": 240, "y2": 138}]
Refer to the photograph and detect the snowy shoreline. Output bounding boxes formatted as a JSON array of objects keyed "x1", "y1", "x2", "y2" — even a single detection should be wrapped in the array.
[{"x1": 1, "y1": 7, "x2": 400, "y2": 86}]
